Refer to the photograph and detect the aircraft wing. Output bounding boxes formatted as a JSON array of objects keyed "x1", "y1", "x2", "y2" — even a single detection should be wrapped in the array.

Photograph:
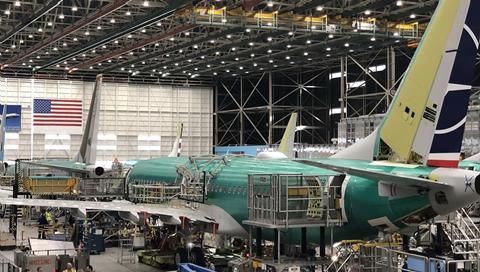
[
  {"x1": 23, "y1": 160, "x2": 91, "y2": 175},
  {"x1": 297, "y1": 160, "x2": 452, "y2": 190},
  {"x1": 0, "y1": 197, "x2": 247, "y2": 236}
]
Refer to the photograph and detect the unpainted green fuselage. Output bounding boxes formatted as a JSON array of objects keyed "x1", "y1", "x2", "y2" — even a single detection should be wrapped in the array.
[{"x1": 128, "y1": 156, "x2": 435, "y2": 243}]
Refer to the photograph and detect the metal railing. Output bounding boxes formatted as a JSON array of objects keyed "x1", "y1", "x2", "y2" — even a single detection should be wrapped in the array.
[
  {"x1": 76, "y1": 177, "x2": 125, "y2": 198},
  {"x1": 129, "y1": 184, "x2": 180, "y2": 203},
  {"x1": 246, "y1": 174, "x2": 344, "y2": 228}
]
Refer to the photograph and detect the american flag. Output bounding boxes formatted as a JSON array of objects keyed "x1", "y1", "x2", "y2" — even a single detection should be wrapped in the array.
[{"x1": 33, "y1": 99, "x2": 83, "y2": 134}]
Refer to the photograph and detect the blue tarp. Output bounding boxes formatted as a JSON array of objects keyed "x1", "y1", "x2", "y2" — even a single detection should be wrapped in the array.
[{"x1": 178, "y1": 263, "x2": 215, "y2": 272}]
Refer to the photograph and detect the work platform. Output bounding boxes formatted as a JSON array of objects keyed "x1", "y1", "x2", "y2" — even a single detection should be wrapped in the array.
[
  {"x1": 243, "y1": 173, "x2": 345, "y2": 229},
  {"x1": 242, "y1": 173, "x2": 346, "y2": 271}
]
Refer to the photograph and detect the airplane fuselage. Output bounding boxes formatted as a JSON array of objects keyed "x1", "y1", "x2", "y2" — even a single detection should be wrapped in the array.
[{"x1": 127, "y1": 156, "x2": 480, "y2": 243}]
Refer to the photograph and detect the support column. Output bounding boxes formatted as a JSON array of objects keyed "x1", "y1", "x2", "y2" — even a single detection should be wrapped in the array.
[
  {"x1": 268, "y1": 72, "x2": 273, "y2": 145},
  {"x1": 256, "y1": 227, "x2": 263, "y2": 257},
  {"x1": 214, "y1": 82, "x2": 218, "y2": 147},
  {"x1": 340, "y1": 56, "x2": 346, "y2": 120},
  {"x1": 319, "y1": 226, "x2": 326, "y2": 257},
  {"x1": 274, "y1": 229, "x2": 279, "y2": 260},
  {"x1": 301, "y1": 227, "x2": 307, "y2": 254},
  {"x1": 387, "y1": 46, "x2": 396, "y2": 106},
  {"x1": 240, "y1": 76, "x2": 244, "y2": 145}
]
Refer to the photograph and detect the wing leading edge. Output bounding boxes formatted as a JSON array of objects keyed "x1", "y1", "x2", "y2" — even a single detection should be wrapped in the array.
[{"x1": 297, "y1": 160, "x2": 451, "y2": 190}]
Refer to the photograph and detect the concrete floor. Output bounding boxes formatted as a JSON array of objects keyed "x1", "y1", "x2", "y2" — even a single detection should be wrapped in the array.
[{"x1": 0, "y1": 218, "x2": 173, "y2": 272}]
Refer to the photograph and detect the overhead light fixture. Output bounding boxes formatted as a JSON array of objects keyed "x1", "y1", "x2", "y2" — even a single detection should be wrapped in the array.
[
  {"x1": 306, "y1": 40, "x2": 311, "y2": 44},
  {"x1": 185, "y1": 32, "x2": 190, "y2": 36},
  {"x1": 267, "y1": 37, "x2": 273, "y2": 42},
  {"x1": 114, "y1": 40, "x2": 119, "y2": 44},
  {"x1": 73, "y1": 37, "x2": 78, "y2": 41},
  {"x1": 364, "y1": 10, "x2": 371, "y2": 15},
  {"x1": 127, "y1": 34, "x2": 132, "y2": 38},
  {"x1": 410, "y1": 14, "x2": 416, "y2": 19},
  {"x1": 28, "y1": 34, "x2": 33, "y2": 38},
  {"x1": 370, "y1": 37, "x2": 376, "y2": 41},
  {"x1": 47, "y1": 22, "x2": 53, "y2": 26},
  {"x1": 53, "y1": 47, "x2": 58, "y2": 51},
  {"x1": 267, "y1": 49, "x2": 272, "y2": 53},
  {"x1": 4, "y1": 10, "x2": 10, "y2": 15},
  {"x1": 231, "y1": 47, "x2": 236, "y2": 51},
  {"x1": 63, "y1": 42, "x2": 67, "y2": 46},
  {"x1": 286, "y1": 44, "x2": 292, "y2": 48},
  {"x1": 326, "y1": 47, "x2": 331, "y2": 51},
  {"x1": 156, "y1": 22, "x2": 161, "y2": 26},
  {"x1": 246, "y1": 28, "x2": 251, "y2": 33},
  {"x1": 303, "y1": 52, "x2": 309, "y2": 56},
  {"x1": 285, "y1": 56, "x2": 290, "y2": 60},
  {"x1": 210, "y1": 39, "x2": 215, "y2": 43},
  {"x1": 97, "y1": 26, "x2": 102, "y2": 30},
  {"x1": 344, "y1": 43, "x2": 350, "y2": 47},
  {"x1": 250, "y1": 53, "x2": 255, "y2": 57},
  {"x1": 38, "y1": 28, "x2": 43, "y2": 32},
  {"x1": 143, "y1": 1, "x2": 149, "y2": 7},
  {"x1": 102, "y1": 45, "x2": 107, "y2": 49},
  {"x1": 85, "y1": 31, "x2": 90, "y2": 35},
  {"x1": 248, "y1": 42, "x2": 254, "y2": 46},
  {"x1": 328, "y1": 34, "x2": 334, "y2": 38},
  {"x1": 239, "y1": 66, "x2": 244, "y2": 70},
  {"x1": 19, "y1": 39, "x2": 23, "y2": 44},
  {"x1": 288, "y1": 31, "x2": 294, "y2": 36},
  {"x1": 125, "y1": 11, "x2": 131, "y2": 16},
  {"x1": 316, "y1": 6, "x2": 323, "y2": 11},
  {"x1": 226, "y1": 34, "x2": 232, "y2": 39},
  {"x1": 14, "y1": 1, "x2": 20, "y2": 7},
  {"x1": 59, "y1": 14, "x2": 64, "y2": 19},
  {"x1": 11, "y1": 44, "x2": 15, "y2": 49},
  {"x1": 269, "y1": 59, "x2": 273, "y2": 63},
  {"x1": 213, "y1": 72, "x2": 217, "y2": 76},
  {"x1": 235, "y1": 57, "x2": 239, "y2": 61},
  {"x1": 267, "y1": 1, "x2": 274, "y2": 7},
  {"x1": 72, "y1": 6, "x2": 78, "y2": 11},
  {"x1": 396, "y1": 1, "x2": 403, "y2": 6},
  {"x1": 141, "y1": 29, "x2": 146, "y2": 33},
  {"x1": 110, "y1": 18, "x2": 116, "y2": 23}
]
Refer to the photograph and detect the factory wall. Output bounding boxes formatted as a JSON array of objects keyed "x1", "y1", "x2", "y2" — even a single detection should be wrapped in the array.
[{"x1": 2, "y1": 77, "x2": 213, "y2": 161}]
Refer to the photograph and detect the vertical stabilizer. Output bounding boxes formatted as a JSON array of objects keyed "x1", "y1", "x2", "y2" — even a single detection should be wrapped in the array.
[
  {"x1": 168, "y1": 123, "x2": 183, "y2": 157},
  {"x1": 278, "y1": 112, "x2": 298, "y2": 158},
  {"x1": 74, "y1": 74, "x2": 102, "y2": 164},
  {"x1": 0, "y1": 105, "x2": 6, "y2": 161},
  {"x1": 333, "y1": 0, "x2": 480, "y2": 165}
]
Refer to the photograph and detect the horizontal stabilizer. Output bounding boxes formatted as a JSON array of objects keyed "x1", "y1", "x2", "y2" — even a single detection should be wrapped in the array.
[{"x1": 297, "y1": 160, "x2": 451, "y2": 190}]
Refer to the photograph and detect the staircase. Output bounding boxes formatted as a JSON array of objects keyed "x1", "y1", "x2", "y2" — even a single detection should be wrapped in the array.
[{"x1": 442, "y1": 208, "x2": 480, "y2": 259}]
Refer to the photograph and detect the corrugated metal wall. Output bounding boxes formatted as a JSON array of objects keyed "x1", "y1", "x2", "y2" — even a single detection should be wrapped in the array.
[{"x1": 2, "y1": 78, "x2": 213, "y2": 161}]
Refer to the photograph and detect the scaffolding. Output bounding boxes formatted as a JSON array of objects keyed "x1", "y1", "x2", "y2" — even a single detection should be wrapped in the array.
[
  {"x1": 244, "y1": 174, "x2": 344, "y2": 229},
  {"x1": 243, "y1": 173, "x2": 345, "y2": 271}
]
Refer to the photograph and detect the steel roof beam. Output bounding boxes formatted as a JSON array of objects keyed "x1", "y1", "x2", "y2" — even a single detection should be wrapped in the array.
[
  {"x1": 70, "y1": 24, "x2": 195, "y2": 71},
  {"x1": 1, "y1": 0, "x2": 131, "y2": 68},
  {"x1": 102, "y1": 27, "x2": 244, "y2": 73},
  {"x1": 33, "y1": 0, "x2": 192, "y2": 72},
  {"x1": 0, "y1": 0, "x2": 63, "y2": 45}
]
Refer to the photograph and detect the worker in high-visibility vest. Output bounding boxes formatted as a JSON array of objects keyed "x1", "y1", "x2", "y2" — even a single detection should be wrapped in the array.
[{"x1": 45, "y1": 210, "x2": 53, "y2": 224}]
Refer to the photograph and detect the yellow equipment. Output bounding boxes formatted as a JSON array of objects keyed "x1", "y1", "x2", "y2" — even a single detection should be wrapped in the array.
[{"x1": 23, "y1": 176, "x2": 78, "y2": 195}]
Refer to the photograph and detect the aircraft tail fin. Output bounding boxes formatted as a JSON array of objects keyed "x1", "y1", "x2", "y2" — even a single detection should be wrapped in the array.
[
  {"x1": 168, "y1": 123, "x2": 183, "y2": 157},
  {"x1": 333, "y1": 0, "x2": 480, "y2": 166},
  {"x1": 74, "y1": 74, "x2": 102, "y2": 164},
  {"x1": 0, "y1": 105, "x2": 6, "y2": 161},
  {"x1": 278, "y1": 112, "x2": 298, "y2": 158}
]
